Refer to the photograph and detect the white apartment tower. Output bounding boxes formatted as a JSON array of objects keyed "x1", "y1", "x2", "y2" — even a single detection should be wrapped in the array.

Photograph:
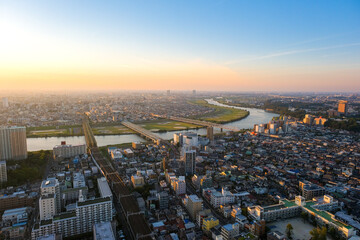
[
  {"x1": 40, "y1": 179, "x2": 61, "y2": 214},
  {"x1": 0, "y1": 126, "x2": 27, "y2": 160},
  {"x1": 39, "y1": 194, "x2": 57, "y2": 220}
]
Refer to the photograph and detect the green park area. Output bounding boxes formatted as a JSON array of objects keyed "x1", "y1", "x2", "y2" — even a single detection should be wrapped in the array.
[
  {"x1": 136, "y1": 119, "x2": 201, "y2": 132},
  {"x1": 27, "y1": 123, "x2": 135, "y2": 138},
  {"x1": 27, "y1": 124, "x2": 83, "y2": 138},
  {"x1": 189, "y1": 99, "x2": 249, "y2": 124},
  {"x1": 1, "y1": 150, "x2": 51, "y2": 188}
]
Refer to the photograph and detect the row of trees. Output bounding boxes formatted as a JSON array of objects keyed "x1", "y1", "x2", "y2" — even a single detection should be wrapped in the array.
[
  {"x1": 286, "y1": 212, "x2": 346, "y2": 240},
  {"x1": 324, "y1": 118, "x2": 360, "y2": 132}
]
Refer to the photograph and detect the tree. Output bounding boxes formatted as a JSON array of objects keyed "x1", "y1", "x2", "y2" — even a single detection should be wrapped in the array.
[
  {"x1": 329, "y1": 227, "x2": 337, "y2": 239},
  {"x1": 301, "y1": 211, "x2": 308, "y2": 222},
  {"x1": 286, "y1": 223, "x2": 293, "y2": 239},
  {"x1": 309, "y1": 227, "x2": 327, "y2": 240}
]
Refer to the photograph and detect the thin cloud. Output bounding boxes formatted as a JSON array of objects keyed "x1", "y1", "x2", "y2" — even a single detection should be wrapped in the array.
[
  {"x1": 226, "y1": 42, "x2": 360, "y2": 65},
  {"x1": 285, "y1": 30, "x2": 360, "y2": 47}
]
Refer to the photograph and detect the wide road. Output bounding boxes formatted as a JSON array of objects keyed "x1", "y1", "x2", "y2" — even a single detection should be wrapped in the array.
[{"x1": 186, "y1": 181, "x2": 227, "y2": 225}]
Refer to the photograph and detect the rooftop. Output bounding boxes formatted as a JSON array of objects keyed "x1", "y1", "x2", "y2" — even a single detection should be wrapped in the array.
[
  {"x1": 94, "y1": 221, "x2": 115, "y2": 240},
  {"x1": 304, "y1": 202, "x2": 352, "y2": 229},
  {"x1": 77, "y1": 196, "x2": 111, "y2": 207},
  {"x1": 53, "y1": 211, "x2": 76, "y2": 221}
]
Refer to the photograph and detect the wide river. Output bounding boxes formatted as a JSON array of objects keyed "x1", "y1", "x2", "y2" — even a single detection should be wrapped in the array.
[{"x1": 27, "y1": 99, "x2": 279, "y2": 151}]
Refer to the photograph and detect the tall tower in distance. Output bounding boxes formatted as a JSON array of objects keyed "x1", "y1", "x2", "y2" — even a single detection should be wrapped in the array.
[
  {"x1": 192, "y1": 90, "x2": 196, "y2": 95},
  {"x1": 338, "y1": 100, "x2": 348, "y2": 116},
  {"x1": 2, "y1": 97, "x2": 9, "y2": 108},
  {"x1": 0, "y1": 161, "x2": 7, "y2": 183},
  {"x1": 0, "y1": 126, "x2": 27, "y2": 161}
]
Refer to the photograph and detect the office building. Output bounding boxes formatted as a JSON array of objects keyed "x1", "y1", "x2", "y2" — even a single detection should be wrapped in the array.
[
  {"x1": 0, "y1": 161, "x2": 7, "y2": 182},
  {"x1": 93, "y1": 221, "x2": 115, "y2": 240},
  {"x1": 338, "y1": 100, "x2": 348, "y2": 115},
  {"x1": 2, "y1": 97, "x2": 9, "y2": 108},
  {"x1": 53, "y1": 143, "x2": 86, "y2": 160},
  {"x1": 0, "y1": 126, "x2": 27, "y2": 160},
  {"x1": 186, "y1": 194, "x2": 203, "y2": 220},
  {"x1": 182, "y1": 148, "x2": 196, "y2": 176}
]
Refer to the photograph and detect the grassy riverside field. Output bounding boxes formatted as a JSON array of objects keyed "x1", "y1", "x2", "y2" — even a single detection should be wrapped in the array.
[
  {"x1": 27, "y1": 123, "x2": 135, "y2": 137},
  {"x1": 27, "y1": 120, "x2": 200, "y2": 137},
  {"x1": 189, "y1": 99, "x2": 249, "y2": 124},
  {"x1": 136, "y1": 119, "x2": 201, "y2": 132}
]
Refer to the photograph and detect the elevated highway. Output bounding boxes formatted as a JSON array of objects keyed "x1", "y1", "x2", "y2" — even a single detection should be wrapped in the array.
[{"x1": 153, "y1": 114, "x2": 240, "y2": 132}]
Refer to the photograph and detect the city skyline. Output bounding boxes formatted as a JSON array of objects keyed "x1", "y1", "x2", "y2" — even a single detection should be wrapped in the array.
[{"x1": 1, "y1": 0, "x2": 360, "y2": 92}]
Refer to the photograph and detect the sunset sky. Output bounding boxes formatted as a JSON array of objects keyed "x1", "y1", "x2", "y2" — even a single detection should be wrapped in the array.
[{"x1": 1, "y1": 0, "x2": 360, "y2": 92}]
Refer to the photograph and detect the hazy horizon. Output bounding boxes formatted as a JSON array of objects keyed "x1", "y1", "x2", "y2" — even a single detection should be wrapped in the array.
[{"x1": 1, "y1": 0, "x2": 359, "y2": 92}]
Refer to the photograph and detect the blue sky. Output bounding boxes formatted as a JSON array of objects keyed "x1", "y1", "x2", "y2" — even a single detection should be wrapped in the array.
[{"x1": 1, "y1": 0, "x2": 360, "y2": 91}]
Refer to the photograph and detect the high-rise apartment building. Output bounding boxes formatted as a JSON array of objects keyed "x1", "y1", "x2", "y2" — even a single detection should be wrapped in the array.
[
  {"x1": 0, "y1": 161, "x2": 7, "y2": 183},
  {"x1": 40, "y1": 179, "x2": 61, "y2": 214},
  {"x1": 32, "y1": 196, "x2": 112, "y2": 239},
  {"x1": 0, "y1": 126, "x2": 27, "y2": 160},
  {"x1": 338, "y1": 100, "x2": 348, "y2": 115},
  {"x1": 182, "y1": 148, "x2": 196, "y2": 176},
  {"x1": 40, "y1": 194, "x2": 57, "y2": 220}
]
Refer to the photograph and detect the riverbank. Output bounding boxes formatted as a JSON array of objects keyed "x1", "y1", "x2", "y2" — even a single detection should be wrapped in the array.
[
  {"x1": 26, "y1": 120, "x2": 202, "y2": 138},
  {"x1": 189, "y1": 99, "x2": 249, "y2": 124}
]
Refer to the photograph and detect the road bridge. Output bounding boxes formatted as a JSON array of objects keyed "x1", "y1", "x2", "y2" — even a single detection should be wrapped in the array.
[
  {"x1": 121, "y1": 121, "x2": 163, "y2": 144},
  {"x1": 153, "y1": 114, "x2": 240, "y2": 132}
]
